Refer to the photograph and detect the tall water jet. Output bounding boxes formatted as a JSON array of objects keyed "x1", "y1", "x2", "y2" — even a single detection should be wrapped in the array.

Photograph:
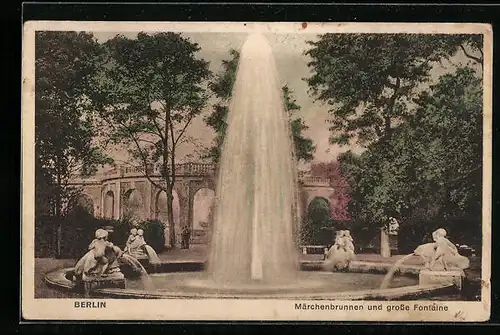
[{"x1": 207, "y1": 33, "x2": 300, "y2": 285}]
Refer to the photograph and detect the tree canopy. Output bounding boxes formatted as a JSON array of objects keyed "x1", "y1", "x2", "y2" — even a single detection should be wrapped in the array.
[
  {"x1": 338, "y1": 67, "x2": 482, "y2": 245},
  {"x1": 305, "y1": 34, "x2": 483, "y2": 147},
  {"x1": 35, "y1": 31, "x2": 113, "y2": 256},
  {"x1": 305, "y1": 33, "x2": 484, "y2": 246},
  {"x1": 35, "y1": 31, "x2": 112, "y2": 218},
  {"x1": 93, "y1": 32, "x2": 212, "y2": 246},
  {"x1": 302, "y1": 197, "x2": 333, "y2": 245}
]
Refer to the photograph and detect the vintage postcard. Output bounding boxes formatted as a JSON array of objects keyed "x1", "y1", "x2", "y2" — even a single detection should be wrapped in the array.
[{"x1": 21, "y1": 21, "x2": 492, "y2": 321}]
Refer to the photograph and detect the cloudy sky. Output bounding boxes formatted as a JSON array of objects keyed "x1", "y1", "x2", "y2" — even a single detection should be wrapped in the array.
[{"x1": 91, "y1": 31, "x2": 474, "y2": 173}]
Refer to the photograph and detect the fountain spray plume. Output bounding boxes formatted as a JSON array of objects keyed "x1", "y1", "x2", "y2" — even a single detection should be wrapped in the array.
[
  {"x1": 207, "y1": 33, "x2": 301, "y2": 285},
  {"x1": 379, "y1": 253, "x2": 415, "y2": 289},
  {"x1": 120, "y1": 253, "x2": 156, "y2": 290}
]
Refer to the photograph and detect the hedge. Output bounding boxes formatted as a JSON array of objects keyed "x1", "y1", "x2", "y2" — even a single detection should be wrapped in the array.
[
  {"x1": 137, "y1": 219, "x2": 165, "y2": 253},
  {"x1": 54, "y1": 208, "x2": 166, "y2": 258}
]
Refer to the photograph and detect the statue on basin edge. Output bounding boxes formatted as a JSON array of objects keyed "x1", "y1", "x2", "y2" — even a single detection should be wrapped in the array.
[
  {"x1": 413, "y1": 228, "x2": 470, "y2": 271},
  {"x1": 124, "y1": 227, "x2": 138, "y2": 251},
  {"x1": 124, "y1": 228, "x2": 162, "y2": 265},
  {"x1": 73, "y1": 228, "x2": 123, "y2": 280},
  {"x1": 125, "y1": 228, "x2": 147, "y2": 259},
  {"x1": 323, "y1": 230, "x2": 356, "y2": 271}
]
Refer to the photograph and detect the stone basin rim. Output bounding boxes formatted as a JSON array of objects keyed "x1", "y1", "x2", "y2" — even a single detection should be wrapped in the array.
[
  {"x1": 43, "y1": 266, "x2": 456, "y2": 300},
  {"x1": 91, "y1": 283, "x2": 455, "y2": 300}
]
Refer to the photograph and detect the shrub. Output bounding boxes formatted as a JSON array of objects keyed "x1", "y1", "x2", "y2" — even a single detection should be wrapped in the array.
[
  {"x1": 350, "y1": 222, "x2": 380, "y2": 253},
  {"x1": 59, "y1": 209, "x2": 137, "y2": 258},
  {"x1": 52, "y1": 210, "x2": 167, "y2": 258},
  {"x1": 301, "y1": 197, "x2": 336, "y2": 245},
  {"x1": 35, "y1": 216, "x2": 56, "y2": 258},
  {"x1": 60, "y1": 207, "x2": 101, "y2": 258}
]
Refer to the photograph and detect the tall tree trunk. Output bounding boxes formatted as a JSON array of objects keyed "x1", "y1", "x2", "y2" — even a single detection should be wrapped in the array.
[
  {"x1": 53, "y1": 171, "x2": 62, "y2": 258},
  {"x1": 163, "y1": 108, "x2": 176, "y2": 248},
  {"x1": 377, "y1": 78, "x2": 401, "y2": 256},
  {"x1": 168, "y1": 147, "x2": 177, "y2": 249},
  {"x1": 383, "y1": 76, "x2": 400, "y2": 142},
  {"x1": 166, "y1": 190, "x2": 175, "y2": 248}
]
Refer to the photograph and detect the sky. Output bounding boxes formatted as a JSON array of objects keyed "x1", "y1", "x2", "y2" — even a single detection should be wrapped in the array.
[{"x1": 90, "y1": 31, "x2": 477, "y2": 174}]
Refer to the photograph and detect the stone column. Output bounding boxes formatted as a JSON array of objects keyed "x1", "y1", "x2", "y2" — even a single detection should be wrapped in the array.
[
  {"x1": 100, "y1": 188, "x2": 105, "y2": 218},
  {"x1": 380, "y1": 228, "x2": 391, "y2": 258},
  {"x1": 178, "y1": 193, "x2": 190, "y2": 231},
  {"x1": 145, "y1": 180, "x2": 152, "y2": 220},
  {"x1": 115, "y1": 182, "x2": 121, "y2": 220},
  {"x1": 389, "y1": 234, "x2": 399, "y2": 254}
]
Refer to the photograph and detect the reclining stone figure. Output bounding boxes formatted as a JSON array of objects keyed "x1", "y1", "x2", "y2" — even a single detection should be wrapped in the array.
[
  {"x1": 413, "y1": 228, "x2": 470, "y2": 271},
  {"x1": 73, "y1": 228, "x2": 123, "y2": 280}
]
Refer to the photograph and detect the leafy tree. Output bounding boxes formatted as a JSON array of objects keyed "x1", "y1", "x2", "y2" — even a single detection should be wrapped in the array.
[
  {"x1": 305, "y1": 34, "x2": 482, "y2": 147},
  {"x1": 306, "y1": 34, "x2": 484, "y2": 252},
  {"x1": 339, "y1": 67, "x2": 482, "y2": 247},
  {"x1": 407, "y1": 67, "x2": 482, "y2": 233},
  {"x1": 93, "y1": 32, "x2": 211, "y2": 248},
  {"x1": 35, "y1": 31, "x2": 112, "y2": 256},
  {"x1": 205, "y1": 49, "x2": 315, "y2": 163},
  {"x1": 436, "y1": 34, "x2": 483, "y2": 66}
]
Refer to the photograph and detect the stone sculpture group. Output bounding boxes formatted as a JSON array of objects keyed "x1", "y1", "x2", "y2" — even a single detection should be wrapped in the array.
[
  {"x1": 124, "y1": 226, "x2": 162, "y2": 265},
  {"x1": 414, "y1": 228, "x2": 470, "y2": 271},
  {"x1": 72, "y1": 225, "x2": 161, "y2": 286},
  {"x1": 322, "y1": 227, "x2": 469, "y2": 275},
  {"x1": 73, "y1": 228, "x2": 125, "y2": 280},
  {"x1": 124, "y1": 227, "x2": 147, "y2": 259},
  {"x1": 323, "y1": 230, "x2": 356, "y2": 271}
]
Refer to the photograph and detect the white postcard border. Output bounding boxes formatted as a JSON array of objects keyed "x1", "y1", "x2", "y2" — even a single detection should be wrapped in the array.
[{"x1": 21, "y1": 21, "x2": 493, "y2": 322}]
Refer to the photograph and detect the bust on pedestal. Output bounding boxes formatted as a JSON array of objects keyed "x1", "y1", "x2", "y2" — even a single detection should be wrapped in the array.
[{"x1": 380, "y1": 217, "x2": 400, "y2": 257}]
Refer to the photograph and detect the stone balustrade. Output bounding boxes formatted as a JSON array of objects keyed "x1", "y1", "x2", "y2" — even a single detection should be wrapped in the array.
[
  {"x1": 299, "y1": 176, "x2": 331, "y2": 186},
  {"x1": 73, "y1": 163, "x2": 331, "y2": 187},
  {"x1": 99, "y1": 163, "x2": 217, "y2": 180}
]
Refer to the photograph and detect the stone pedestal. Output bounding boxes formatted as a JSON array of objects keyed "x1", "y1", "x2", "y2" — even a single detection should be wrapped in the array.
[
  {"x1": 419, "y1": 269, "x2": 465, "y2": 290},
  {"x1": 380, "y1": 229, "x2": 391, "y2": 257},
  {"x1": 389, "y1": 235, "x2": 398, "y2": 254},
  {"x1": 82, "y1": 272, "x2": 126, "y2": 297}
]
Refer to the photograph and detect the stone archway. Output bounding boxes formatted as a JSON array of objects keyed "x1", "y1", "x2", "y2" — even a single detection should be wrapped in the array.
[
  {"x1": 297, "y1": 186, "x2": 309, "y2": 220},
  {"x1": 303, "y1": 196, "x2": 332, "y2": 245},
  {"x1": 104, "y1": 190, "x2": 114, "y2": 219},
  {"x1": 192, "y1": 188, "x2": 215, "y2": 244},
  {"x1": 123, "y1": 189, "x2": 146, "y2": 221},
  {"x1": 155, "y1": 189, "x2": 181, "y2": 247}
]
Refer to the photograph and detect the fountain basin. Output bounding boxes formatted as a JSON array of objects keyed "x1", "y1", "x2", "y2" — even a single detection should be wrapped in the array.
[
  {"x1": 419, "y1": 269, "x2": 465, "y2": 290},
  {"x1": 44, "y1": 263, "x2": 460, "y2": 300}
]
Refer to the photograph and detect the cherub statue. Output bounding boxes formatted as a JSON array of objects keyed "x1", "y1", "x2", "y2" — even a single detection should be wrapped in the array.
[
  {"x1": 124, "y1": 228, "x2": 138, "y2": 254},
  {"x1": 73, "y1": 228, "x2": 123, "y2": 280},
  {"x1": 413, "y1": 228, "x2": 469, "y2": 271},
  {"x1": 126, "y1": 228, "x2": 147, "y2": 258}
]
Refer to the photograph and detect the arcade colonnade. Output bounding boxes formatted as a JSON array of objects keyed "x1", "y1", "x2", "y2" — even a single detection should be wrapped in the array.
[{"x1": 71, "y1": 163, "x2": 335, "y2": 246}]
